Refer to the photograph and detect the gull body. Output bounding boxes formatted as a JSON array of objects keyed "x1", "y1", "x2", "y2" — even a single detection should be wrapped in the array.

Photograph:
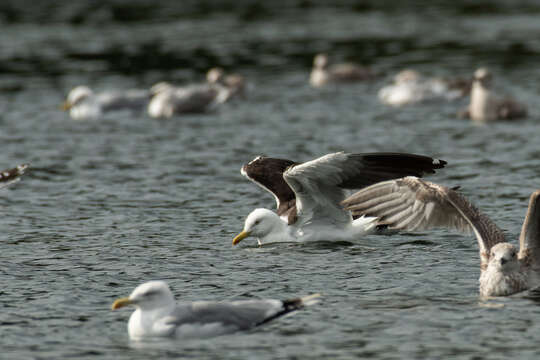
[
  {"x1": 234, "y1": 152, "x2": 446, "y2": 246},
  {"x1": 148, "y1": 82, "x2": 230, "y2": 118},
  {"x1": 378, "y1": 70, "x2": 469, "y2": 106},
  {"x1": 462, "y1": 68, "x2": 527, "y2": 122},
  {"x1": 111, "y1": 281, "x2": 320, "y2": 339},
  {"x1": 342, "y1": 177, "x2": 540, "y2": 297},
  {"x1": 310, "y1": 53, "x2": 373, "y2": 87},
  {"x1": 62, "y1": 86, "x2": 150, "y2": 120}
]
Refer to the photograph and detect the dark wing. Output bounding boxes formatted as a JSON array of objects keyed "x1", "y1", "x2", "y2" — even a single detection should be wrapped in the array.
[
  {"x1": 334, "y1": 152, "x2": 446, "y2": 189},
  {"x1": 0, "y1": 164, "x2": 28, "y2": 189},
  {"x1": 519, "y1": 190, "x2": 540, "y2": 272},
  {"x1": 241, "y1": 156, "x2": 298, "y2": 222},
  {"x1": 283, "y1": 152, "x2": 446, "y2": 226},
  {"x1": 497, "y1": 98, "x2": 527, "y2": 120},
  {"x1": 342, "y1": 177, "x2": 505, "y2": 270}
]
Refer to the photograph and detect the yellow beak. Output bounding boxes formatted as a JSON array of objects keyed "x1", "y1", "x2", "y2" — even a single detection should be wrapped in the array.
[
  {"x1": 61, "y1": 101, "x2": 72, "y2": 111},
  {"x1": 232, "y1": 230, "x2": 251, "y2": 245},
  {"x1": 111, "y1": 297, "x2": 133, "y2": 310}
]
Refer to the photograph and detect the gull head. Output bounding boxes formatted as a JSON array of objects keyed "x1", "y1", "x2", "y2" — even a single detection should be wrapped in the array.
[
  {"x1": 488, "y1": 243, "x2": 519, "y2": 272},
  {"x1": 313, "y1": 53, "x2": 329, "y2": 69},
  {"x1": 62, "y1": 86, "x2": 94, "y2": 111},
  {"x1": 111, "y1": 281, "x2": 175, "y2": 311},
  {"x1": 233, "y1": 208, "x2": 282, "y2": 246},
  {"x1": 473, "y1": 68, "x2": 492, "y2": 88},
  {"x1": 206, "y1": 67, "x2": 225, "y2": 84}
]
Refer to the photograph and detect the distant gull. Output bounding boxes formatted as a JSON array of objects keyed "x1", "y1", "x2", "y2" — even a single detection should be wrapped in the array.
[
  {"x1": 233, "y1": 152, "x2": 446, "y2": 246},
  {"x1": 459, "y1": 68, "x2": 527, "y2": 122},
  {"x1": 62, "y1": 86, "x2": 150, "y2": 120},
  {"x1": 342, "y1": 177, "x2": 540, "y2": 297},
  {"x1": 378, "y1": 69, "x2": 470, "y2": 106},
  {"x1": 147, "y1": 81, "x2": 230, "y2": 119},
  {"x1": 206, "y1": 67, "x2": 246, "y2": 99},
  {"x1": 111, "y1": 280, "x2": 320, "y2": 339},
  {"x1": 309, "y1": 53, "x2": 373, "y2": 87},
  {"x1": 0, "y1": 163, "x2": 28, "y2": 189}
]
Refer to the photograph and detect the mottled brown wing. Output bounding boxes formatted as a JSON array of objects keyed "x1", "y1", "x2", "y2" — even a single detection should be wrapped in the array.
[
  {"x1": 519, "y1": 190, "x2": 540, "y2": 272},
  {"x1": 342, "y1": 177, "x2": 506, "y2": 269}
]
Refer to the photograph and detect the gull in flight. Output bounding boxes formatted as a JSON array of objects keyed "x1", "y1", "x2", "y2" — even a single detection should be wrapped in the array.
[
  {"x1": 233, "y1": 152, "x2": 446, "y2": 246},
  {"x1": 111, "y1": 280, "x2": 320, "y2": 339},
  {"x1": 459, "y1": 68, "x2": 527, "y2": 122},
  {"x1": 342, "y1": 177, "x2": 540, "y2": 297}
]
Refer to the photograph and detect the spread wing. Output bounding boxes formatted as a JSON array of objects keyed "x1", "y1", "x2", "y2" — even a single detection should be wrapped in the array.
[
  {"x1": 519, "y1": 190, "x2": 540, "y2": 272},
  {"x1": 342, "y1": 177, "x2": 505, "y2": 270},
  {"x1": 284, "y1": 153, "x2": 446, "y2": 227},
  {"x1": 0, "y1": 164, "x2": 28, "y2": 189},
  {"x1": 241, "y1": 156, "x2": 298, "y2": 222}
]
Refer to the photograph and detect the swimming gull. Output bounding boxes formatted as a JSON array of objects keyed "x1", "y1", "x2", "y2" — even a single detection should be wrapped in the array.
[
  {"x1": 341, "y1": 176, "x2": 540, "y2": 297},
  {"x1": 459, "y1": 68, "x2": 527, "y2": 122},
  {"x1": 378, "y1": 69, "x2": 470, "y2": 106},
  {"x1": 62, "y1": 85, "x2": 150, "y2": 120},
  {"x1": 309, "y1": 53, "x2": 373, "y2": 87},
  {"x1": 206, "y1": 67, "x2": 246, "y2": 99},
  {"x1": 233, "y1": 152, "x2": 446, "y2": 246},
  {"x1": 111, "y1": 280, "x2": 320, "y2": 339},
  {"x1": 147, "y1": 81, "x2": 230, "y2": 118},
  {"x1": 0, "y1": 163, "x2": 28, "y2": 189}
]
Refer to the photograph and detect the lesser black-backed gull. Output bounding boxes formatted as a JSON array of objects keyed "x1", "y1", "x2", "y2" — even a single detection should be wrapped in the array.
[{"x1": 233, "y1": 152, "x2": 446, "y2": 246}]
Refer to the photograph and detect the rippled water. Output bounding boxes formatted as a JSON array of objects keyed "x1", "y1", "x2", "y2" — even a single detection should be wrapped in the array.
[{"x1": 2, "y1": 1, "x2": 540, "y2": 359}]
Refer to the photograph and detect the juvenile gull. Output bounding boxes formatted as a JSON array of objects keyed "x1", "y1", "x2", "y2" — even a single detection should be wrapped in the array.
[
  {"x1": 378, "y1": 69, "x2": 470, "y2": 106},
  {"x1": 459, "y1": 68, "x2": 527, "y2": 122},
  {"x1": 341, "y1": 177, "x2": 540, "y2": 297},
  {"x1": 147, "y1": 81, "x2": 230, "y2": 118},
  {"x1": 111, "y1": 280, "x2": 320, "y2": 339},
  {"x1": 0, "y1": 164, "x2": 28, "y2": 189},
  {"x1": 309, "y1": 53, "x2": 373, "y2": 87},
  {"x1": 233, "y1": 152, "x2": 446, "y2": 246},
  {"x1": 62, "y1": 86, "x2": 150, "y2": 120}
]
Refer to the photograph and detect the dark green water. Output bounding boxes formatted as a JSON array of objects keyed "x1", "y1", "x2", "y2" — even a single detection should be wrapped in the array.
[{"x1": 2, "y1": 1, "x2": 540, "y2": 359}]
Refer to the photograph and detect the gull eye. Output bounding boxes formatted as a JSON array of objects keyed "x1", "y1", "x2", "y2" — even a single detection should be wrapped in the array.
[
  {"x1": 254, "y1": 220, "x2": 260, "y2": 225},
  {"x1": 143, "y1": 290, "x2": 159, "y2": 297}
]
